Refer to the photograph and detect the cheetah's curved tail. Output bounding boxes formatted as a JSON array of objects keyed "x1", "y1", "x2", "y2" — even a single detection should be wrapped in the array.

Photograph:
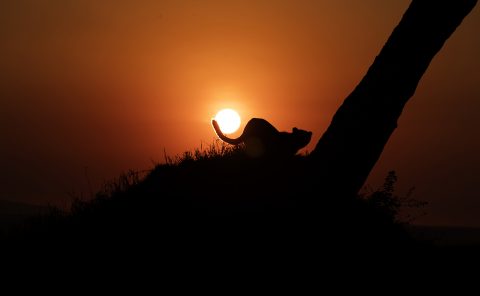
[{"x1": 212, "y1": 119, "x2": 243, "y2": 145}]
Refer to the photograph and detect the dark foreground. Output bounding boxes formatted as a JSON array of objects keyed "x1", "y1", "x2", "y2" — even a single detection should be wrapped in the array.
[{"x1": 3, "y1": 143, "x2": 478, "y2": 263}]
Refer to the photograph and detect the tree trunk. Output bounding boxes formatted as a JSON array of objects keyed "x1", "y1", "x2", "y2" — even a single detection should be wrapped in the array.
[{"x1": 310, "y1": 0, "x2": 477, "y2": 197}]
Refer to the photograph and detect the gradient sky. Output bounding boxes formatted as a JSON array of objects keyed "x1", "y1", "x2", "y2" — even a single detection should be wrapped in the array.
[{"x1": 0, "y1": 0, "x2": 479, "y2": 226}]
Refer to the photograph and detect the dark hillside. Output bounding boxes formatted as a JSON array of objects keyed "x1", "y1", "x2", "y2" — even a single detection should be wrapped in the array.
[{"x1": 5, "y1": 142, "x2": 422, "y2": 259}]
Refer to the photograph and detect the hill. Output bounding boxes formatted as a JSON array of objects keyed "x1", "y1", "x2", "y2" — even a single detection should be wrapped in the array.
[{"x1": 4, "y1": 142, "x2": 428, "y2": 258}]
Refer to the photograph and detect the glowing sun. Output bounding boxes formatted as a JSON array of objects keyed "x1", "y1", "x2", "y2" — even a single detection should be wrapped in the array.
[{"x1": 214, "y1": 108, "x2": 241, "y2": 134}]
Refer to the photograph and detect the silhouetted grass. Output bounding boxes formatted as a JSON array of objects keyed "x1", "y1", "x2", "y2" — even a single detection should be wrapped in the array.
[{"x1": 4, "y1": 141, "x2": 427, "y2": 256}]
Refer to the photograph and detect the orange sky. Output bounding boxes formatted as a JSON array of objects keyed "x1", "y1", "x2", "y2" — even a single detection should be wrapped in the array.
[{"x1": 0, "y1": 0, "x2": 479, "y2": 226}]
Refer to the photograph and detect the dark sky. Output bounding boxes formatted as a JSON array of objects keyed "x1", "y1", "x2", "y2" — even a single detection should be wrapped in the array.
[{"x1": 0, "y1": 0, "x2": 479, "y2": 226}]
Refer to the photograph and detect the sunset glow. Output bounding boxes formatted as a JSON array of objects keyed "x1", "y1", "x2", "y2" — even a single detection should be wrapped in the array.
[
  {"x1": 214, "y1": 109, "x2": 241, "y2": 134},
  {"x1": 0, "y1": 0, "x2": 479, "y2": 227}
]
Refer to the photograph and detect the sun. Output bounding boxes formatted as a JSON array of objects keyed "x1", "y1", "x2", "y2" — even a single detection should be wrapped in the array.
[{"x1": 214, "y1": 108, "x2": 241, "y2": 134}]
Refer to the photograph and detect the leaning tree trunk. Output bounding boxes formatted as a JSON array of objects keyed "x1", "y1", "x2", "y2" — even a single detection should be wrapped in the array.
[{"x1": 310, "y1": 0, "x2": 477, "y2": 197}]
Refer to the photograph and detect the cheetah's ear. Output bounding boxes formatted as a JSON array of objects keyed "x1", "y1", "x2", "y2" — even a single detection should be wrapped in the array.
[{"x1": 293, "y1": 127, "x2": 298, "y2": 132}]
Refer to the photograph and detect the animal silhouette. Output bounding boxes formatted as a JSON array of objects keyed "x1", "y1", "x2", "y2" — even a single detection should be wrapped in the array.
[{"x1": 212, "y1": 118, "x2": 312, "y2": 157}]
